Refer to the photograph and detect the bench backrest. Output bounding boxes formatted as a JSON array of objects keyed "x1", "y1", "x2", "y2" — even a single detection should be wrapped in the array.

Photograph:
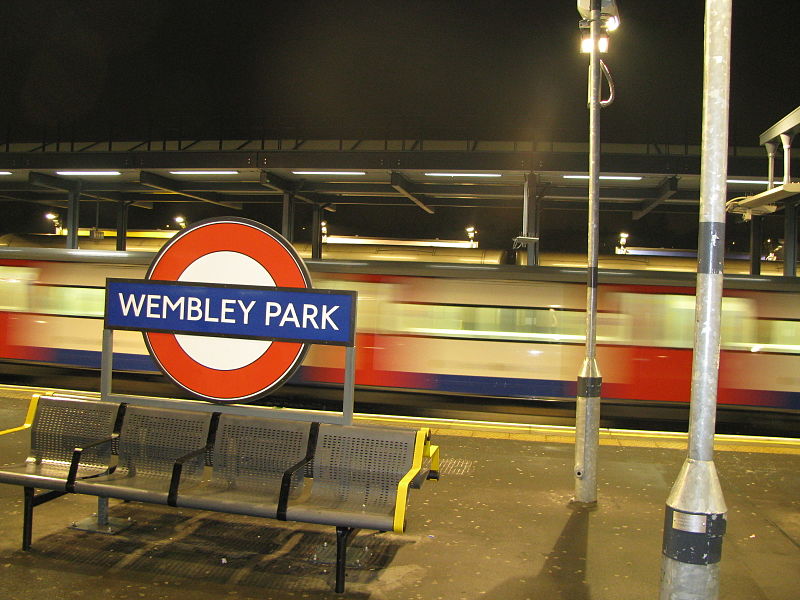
[
  {"x1": 117, "y1": 406, "x2": 212, "y2": 481},
  {"x1": 30, "y1": 397, "x2": 120, "y2": 468},
  {"x1": 211, "y1": 414, "x2": 312, "y2": 493},
  {"x1": 309, "y1": 424, "x2": 417, "y2": 511}
]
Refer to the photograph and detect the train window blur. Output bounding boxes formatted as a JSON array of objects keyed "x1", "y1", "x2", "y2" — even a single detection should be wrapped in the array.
[
  {"x1": 311, "y1": 277, "x2": 399, "y2": 332},
  {"x1": 749, "y1": 319, "x2": 800, "y2": 354},
  {"x1": 30, "y1": 285, "x2": 105, "y2": 318},
  {"x1": 395, "y1": 303, "x2": 627, "y2": 344},
  {"x1": 619, "y1": 293, "x2": 755, "y2": 350},
  {"x1": 0, "y1": 266, "x2": 38, "y2": 310}
]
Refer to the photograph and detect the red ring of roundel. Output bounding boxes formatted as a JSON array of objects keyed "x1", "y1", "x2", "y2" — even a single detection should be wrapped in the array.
[{"x1": 144, "y1": 217, "x2": 311, "y2": 402}]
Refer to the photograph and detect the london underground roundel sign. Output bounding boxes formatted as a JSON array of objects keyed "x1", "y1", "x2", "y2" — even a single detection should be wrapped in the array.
[{"x1": 143, "y1": 217, "x2": 312, "y2": 402}]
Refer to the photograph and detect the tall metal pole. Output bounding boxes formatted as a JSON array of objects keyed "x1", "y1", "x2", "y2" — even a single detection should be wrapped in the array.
[
  {"x1": 573, "y1": 0, "x2": 602, "y2": 505},
  {"x1": 660, "y1": 1, "x2": 731, "y2": 597}
]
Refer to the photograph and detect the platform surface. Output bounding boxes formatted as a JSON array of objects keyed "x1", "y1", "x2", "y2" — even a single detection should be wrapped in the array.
[{"x1": 0, "y1": 389, "x2": 798, "y2": 600}]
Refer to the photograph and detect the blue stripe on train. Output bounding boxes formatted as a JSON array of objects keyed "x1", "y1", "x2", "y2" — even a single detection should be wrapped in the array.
[
  {"x1": 50, "y1": 348, "x2": 158, "y2": 372},
  {"x1": 34, "y1": 347, "x2": 800, "y2": 411},
  {"x1": 429, "y1": 373, "x2": 577, "y2": 399}
]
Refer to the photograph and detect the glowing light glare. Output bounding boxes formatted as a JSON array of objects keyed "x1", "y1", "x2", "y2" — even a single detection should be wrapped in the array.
[
  {"x1": 563, "y1": 175, "x2": 643, "y2": 181},
  {"x1": 424, "y1": 172, "x2": 502, "y2": 178},
  {"x1": 292, "y1": 171, "x2": 366, "y2": 176},
  {"x1": 726, "y1": 179, "x2": 772, "y2": 185},
  {"x1": 168, "y1": 170, "x2": 239, "y2": 175},
  {"x1": 605, "y1": 15, "x2": 620, "y2": 31},
  {"x1": 55, "y1": 170, "x2": 121, "y2": 176},
  {"x1": 0, "y1": 171, "x2": 12, "y2": 175},
  {"x1": 45, "y1": 213, "x2": 57, "y2": 220},
  {"x1": 581, "y1": 35, "x2": 609, "y2": 53}
]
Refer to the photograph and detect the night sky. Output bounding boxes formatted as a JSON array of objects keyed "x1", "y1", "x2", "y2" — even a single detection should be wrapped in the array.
[{"x1": 0, "y1": 1, "x2": 798, "y2": 251}]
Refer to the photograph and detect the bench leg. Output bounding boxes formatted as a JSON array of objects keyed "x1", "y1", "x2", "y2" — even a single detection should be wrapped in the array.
[
  {"x1": 335, "y1": 526, "x2": 356, "y2": 593},
  {"x1": 22, "y1": 487, "x2": 34, "y2": 551},
  {"x1": 21, "y1": 487, "x2": 66, "y2": 550}
]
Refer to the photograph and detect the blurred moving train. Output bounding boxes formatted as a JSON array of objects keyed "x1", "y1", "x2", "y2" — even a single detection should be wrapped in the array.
[{"x1": 1, "y1": 232, "x2": 799, "y2": 433}]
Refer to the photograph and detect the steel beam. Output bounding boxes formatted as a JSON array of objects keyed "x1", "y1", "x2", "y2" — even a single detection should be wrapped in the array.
[
  {"x1": 260, "y1": 171, "x2": 317, "y2": 206},
  {"x1": 749, "y1": 216, "x2": 762, "y2": 275},
  {"x1": 633, "y1": 176, "x2": 679, "y2": 220},
  {"x1": 390, "y1": 172, "x2": 435, "y2": 214},
  {"x1": 784, "y1": 201, "x2": 798, "y2": 277},
  {"x1": 66, "y1": 181, "x2": 81, "y2": 249},
  {"x1": 116, "y1": 201, "x2": 130, "y2": 251},
  {"x1": 759, "y1": 105, "x2": 800, "y2": 146},
  {"x1": 139, "y1": 172, "x2": 241, "y2": 209},
  {"x1": 282, "y1": 191, "x2": 295, "y2": 242}
]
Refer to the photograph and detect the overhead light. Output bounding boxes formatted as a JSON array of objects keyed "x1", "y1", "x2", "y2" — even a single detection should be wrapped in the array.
[
  {"x1": 563, "y1": 175, "x2": 643, "y2": 181},
  {"x1": 292, "y1": 171, "x2": 366, "y2": 176},
  {"x1": 726, "y1": 179, "x2": 771, "y2": 185},
  {"x1": 0, "y1": 171, "x2": 12, "y2": 175},
  {"x1": 56, "y1": 170, "x2": 121, "y2": 176},
  {"x1": 424, "y1": 172, "x2": 502, "y2": 178},
  {"x1": 581, "y1": 33, "x2": 609, "y2": 53},
  {"x1": 169, "y1": 170, "x2": 239, "y2": 175}
]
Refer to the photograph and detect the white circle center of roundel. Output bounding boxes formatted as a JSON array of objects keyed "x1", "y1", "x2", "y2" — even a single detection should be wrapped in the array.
[{"x1": 175, "y1": 251, "x2": 275, "y2": 371}]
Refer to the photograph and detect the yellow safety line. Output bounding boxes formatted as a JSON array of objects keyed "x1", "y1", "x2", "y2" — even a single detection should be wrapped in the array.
[
  {"x1": 393, "y1": 429, "x2": 427, "y2": 534},
  {"x1": 3, "y1": 384, "x2": 796, "y2": 454},
  {"x1": 0, "y1": 394, "x2": 40, "y2": 436},
  {"x1": 356, "y1": 415, "x2": 800, "y2": 454}
]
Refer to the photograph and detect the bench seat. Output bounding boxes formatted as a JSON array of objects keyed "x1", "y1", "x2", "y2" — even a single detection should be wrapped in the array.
[
  {"x1": 174, "y1": 414, "x2": 314, "y2": 518},
  {"x1": 0, "y1": 396, "x2": 120, "y2": 492},
  {"x1": 284, "y1": 424, "x2": 424, "y2": 533},
  {"x1": 73, "y1": 405, "x2": 212, "y2": 504}
]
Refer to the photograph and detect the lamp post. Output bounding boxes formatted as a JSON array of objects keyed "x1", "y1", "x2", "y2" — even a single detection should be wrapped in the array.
[{"x1": 573, "y1": 0, "x2": 618, "y2": 506}]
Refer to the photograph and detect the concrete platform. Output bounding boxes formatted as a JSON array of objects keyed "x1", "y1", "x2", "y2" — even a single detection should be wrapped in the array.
[{"x1": 0, "y1": 389, "x2": 798, "y2": 599}]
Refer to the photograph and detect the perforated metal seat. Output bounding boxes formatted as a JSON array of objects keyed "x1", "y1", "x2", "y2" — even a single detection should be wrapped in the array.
[
  {"x1": 285, "y1": 424, "x2": 418, "y2": 531},
  {"x1": 175, "y1": 414, "x2": 313, "y2": 517},
  {"x1": 73, "y1": 405, "x2": 212, "y2": 504},
  {"x1": 0, "y1": 396, "x2": 120, "y2": 491}
]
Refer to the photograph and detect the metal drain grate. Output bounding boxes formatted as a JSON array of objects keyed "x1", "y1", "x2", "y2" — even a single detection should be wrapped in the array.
[{"x1": 438, "y1": 457, "x2": 476, "y2": 475}]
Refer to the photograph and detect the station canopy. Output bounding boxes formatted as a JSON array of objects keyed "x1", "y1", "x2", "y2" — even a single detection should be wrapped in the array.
[{"x1": 0, "y1": 138, "x2": 777, "y2": 218}]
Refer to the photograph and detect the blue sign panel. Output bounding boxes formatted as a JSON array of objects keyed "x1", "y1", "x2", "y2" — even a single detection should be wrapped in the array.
[{"x1": 105, "y1": 278, "x2": 356, "y2": 346}]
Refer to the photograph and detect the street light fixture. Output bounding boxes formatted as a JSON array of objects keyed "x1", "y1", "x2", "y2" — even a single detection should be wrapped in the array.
[
  {"x1": 573, "y1": 0, "x2": 619, "y2": 507},
  {"x1": 45, "y1": 212, "x2": 61, "y2": 234},
  {"x1": 174, "y1": 216, "x2": 187, "y2": 229},
  {"x1": 466, "y1": 226, "x2": 477, "y2": 248}
]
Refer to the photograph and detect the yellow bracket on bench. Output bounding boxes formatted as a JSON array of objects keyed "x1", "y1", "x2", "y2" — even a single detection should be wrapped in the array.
[
  {"x1": 393, "y1": 428, "x2": 430, "y2": 534},
  {"x1": 423, "y1": 427, "x2": 440, "y2": 476},
  {"x1": 0, "y1": 394, "x2": 40, "y2": 436}
]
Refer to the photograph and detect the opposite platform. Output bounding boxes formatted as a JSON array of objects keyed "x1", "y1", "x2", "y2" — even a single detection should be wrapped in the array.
[{"x1": 0, "y1": 389, "x2": 798, "y2": 599}]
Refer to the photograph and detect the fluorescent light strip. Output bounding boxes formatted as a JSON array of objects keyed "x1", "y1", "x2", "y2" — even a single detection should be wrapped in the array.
[
  {"x1": 726, "y1": 179, "x2": 771, "y2": 185},
  {"x1": 169, "y1": 170, "x2": 239, "y2": 175},
  {"x1": 425, "y1": 172, "x2": 502, "y2": 178},
  {"x1": 56, "y1": 170, "x2": 121, "y2": 176},
  {"x1": 0, "y1": 171, "x2": 12, "y2": 175},
  {"x1": 563, "y1": 175, "x2": 643, "y2": 181},
  {"x1": 292, "y1": 171, "x2": 366, "y2": 176}
]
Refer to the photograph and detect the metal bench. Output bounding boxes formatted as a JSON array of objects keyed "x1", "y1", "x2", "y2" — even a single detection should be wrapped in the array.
[
  {"x1": 0, "y1": 395, "x2": 121, "y2": 549},
  {"x1": 1, "y1": 395, "x2": 439, "y2": 593}
]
